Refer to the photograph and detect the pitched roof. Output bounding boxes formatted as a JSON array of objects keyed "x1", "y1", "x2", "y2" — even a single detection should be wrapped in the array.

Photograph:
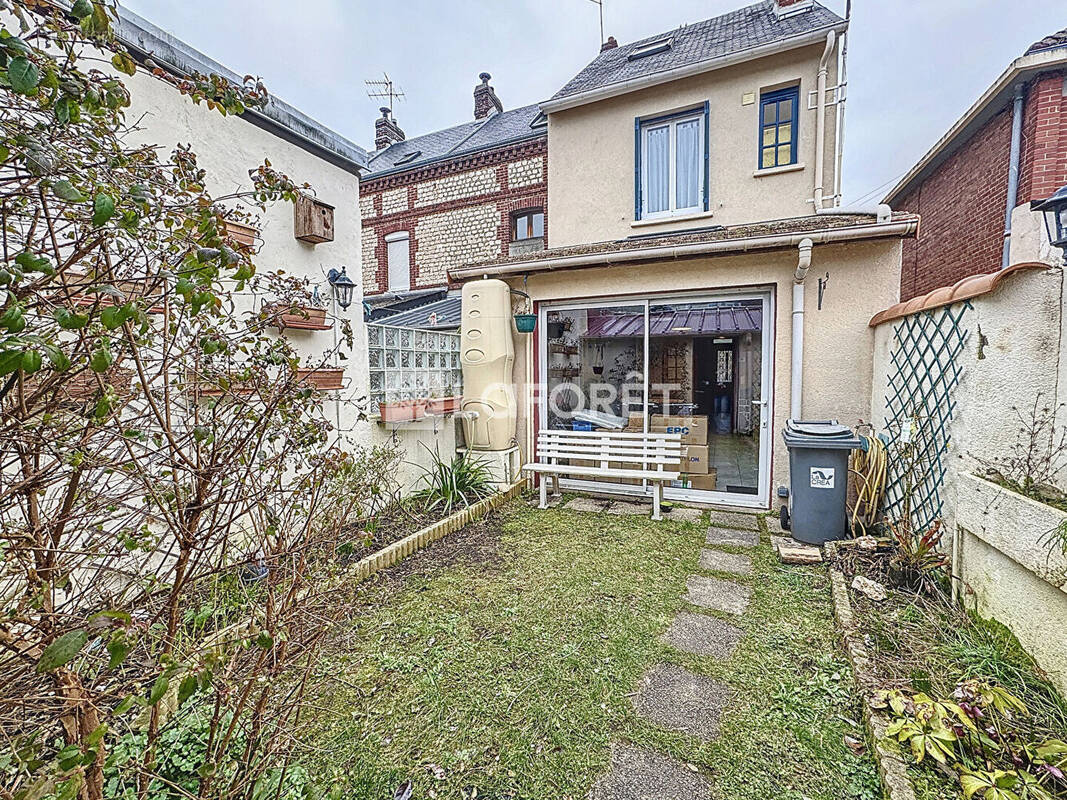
[
  {"x1": 364, "y1": 104, "x2": 546, "y2": 178},
  {"x1": 378, "y1": 295, "x2": 462, "y2": 330},
  {"x1": 548, "y1": 1, "x2": 845, "y2": 107},
  {"x1": 1026, "y1": 28, "x2": 1067, "y2": 56}
]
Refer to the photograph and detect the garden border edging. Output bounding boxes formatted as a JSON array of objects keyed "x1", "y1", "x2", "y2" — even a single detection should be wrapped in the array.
[{"x1": 825, "y1": 542, "x2": 918, "y2": 800}]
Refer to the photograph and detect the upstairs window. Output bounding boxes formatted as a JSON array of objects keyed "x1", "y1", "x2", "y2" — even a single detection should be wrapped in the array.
[
  {"x1": 513, "y1": 209, "x2": 544, "y2": 241},
  {"x1": 628, "y1": 36, "x2": 673, "y2": 61},
  {"x1": 759, "y1": 87, "x2": 799, "y2": 169},
  {"x1": 635, "y1": 104, "x2": 709, "y2": 220},
  {"x1": 385, "y1": 231, "x2": 410, "y2": 292}
]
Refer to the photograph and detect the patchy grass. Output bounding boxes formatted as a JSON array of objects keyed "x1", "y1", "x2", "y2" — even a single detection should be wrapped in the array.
[{"x1": 300, "y1": 497, "x2": 878, "y2": 800}]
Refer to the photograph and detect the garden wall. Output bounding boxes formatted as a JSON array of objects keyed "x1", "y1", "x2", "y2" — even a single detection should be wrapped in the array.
[{"x1": 869, "y1": 263, "x2": 1067, "y2": 695}]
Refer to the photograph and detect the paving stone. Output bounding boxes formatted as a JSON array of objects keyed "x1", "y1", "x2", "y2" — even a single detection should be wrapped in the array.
[
  {"x1": 564, "y1": 497, "x2": 610, "y2": 513},
  {"x1": 665, "y1": 506, "x2": 704, "y2": 523},
  {"x1": 706, "y1": 510, "x2": 760, "y2": 531},
  {"x1": 771, "y1": 535, "x2": 823, "y2": 564},
  {"x1": 663, "y1": 611, "x2": 742, "y2": 659},
  {"x1": 633, "y1": 663, "x2": 729, "y2": 742},
  {"x1": 589, "y1": 742, "x2": 714, "y2": 800},
  {"x1": 765, "y1": 512, "x2": 785, "y2": 534},
  {"x1": 699, "y1": 549, "x2": 753, "y2": 575},
  {"x1": 607, "y1": 501, "x2": 651, "y2": 516},
  {"x1": 684, "y1": 575, "x2": 751, "y2": 615},
  {"x1": 705, "y1": 526, "x2": 759, "y2": 548}
]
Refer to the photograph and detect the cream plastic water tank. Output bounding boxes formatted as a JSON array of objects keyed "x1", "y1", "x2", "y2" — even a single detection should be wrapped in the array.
[{"x1": 460, "y1": 279, "x2": 516, "y2": 451}]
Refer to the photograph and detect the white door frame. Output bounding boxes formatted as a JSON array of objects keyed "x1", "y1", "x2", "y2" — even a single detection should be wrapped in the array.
[{"x1": 537, "y1": 287, "x2": 775, "y2": 509}]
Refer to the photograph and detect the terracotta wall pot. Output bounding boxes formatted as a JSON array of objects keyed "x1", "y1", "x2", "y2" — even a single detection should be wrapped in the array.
[
  {"x1": 427, "y1": 396, "x2": 462, "y2": 414},
  {"x1": 379, "y1": 400, "x2": 417, "y2": 423},
  {"x1": 268, "y1": 304, "x2": 330, "y2": 331},
  {"x1": 296, "y1": 367, "x2": 344, "y2": 390}
]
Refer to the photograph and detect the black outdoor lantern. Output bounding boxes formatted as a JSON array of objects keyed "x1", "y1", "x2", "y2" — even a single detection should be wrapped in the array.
[
  {"x1": 1034, "y1": 183, "x2": 1067, "y2": 253},
  {"x1": 327, "y1": 266, "x2": 356, "y2": 310}
]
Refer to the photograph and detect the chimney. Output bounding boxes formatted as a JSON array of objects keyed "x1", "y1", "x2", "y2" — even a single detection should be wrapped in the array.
[
  {"x1": 474, "y1": 72, "x2": 503, "y2": 120},
  {"x1": 773, "y1": 0, "x2": 814, "y2": 18},
  {"x1": 374, "y1": 107, "x2": 405, "y2": 151},
  {"x1": 600, "y1": 36, "x2": 618, "y2": 52}
]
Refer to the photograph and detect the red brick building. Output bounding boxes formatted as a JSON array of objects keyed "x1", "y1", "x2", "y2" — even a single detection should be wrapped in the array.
[
  {"x1": 359, "y1": 74, "x2": 547, "y2": 323},
  {"x1": 886, "y1": 30, "x2": 1067, "y2": 301}
]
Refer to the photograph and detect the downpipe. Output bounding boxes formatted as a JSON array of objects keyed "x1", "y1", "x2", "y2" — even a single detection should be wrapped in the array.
[
  {"x1": 791, "y1": 238, "x2": 814, "y2": 420},
  {"x1": 814, "y1": 30, "x2": 836, "y2": 211},
  {"x1": 1001, "y1": 84, "x2": 1025, "y2": 269}
]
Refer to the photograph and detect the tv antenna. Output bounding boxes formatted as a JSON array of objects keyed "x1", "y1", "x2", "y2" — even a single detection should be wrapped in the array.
[
  {"x1": 366, "y1": 73, "x2": 405, "y2": 113},
  {"x1": 588, "y1": 0, "x2": 604, "y2": 45}
]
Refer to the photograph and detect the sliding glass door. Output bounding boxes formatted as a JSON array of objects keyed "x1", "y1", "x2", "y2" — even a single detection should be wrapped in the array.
[{"x1": 538, "y1": 289, "x2": 773, "y2": 508}]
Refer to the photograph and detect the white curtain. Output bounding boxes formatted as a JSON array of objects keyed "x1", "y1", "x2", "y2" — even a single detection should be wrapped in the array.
[
  {"x1": 675, "y1": 119, "x2": 701, "y2": 210},
  {"x1": 645, "y1": 125, "x2": 669, "y2": 214},
  {"x1": 387, "y1": 235, "x2": 410, "y2": 291}
]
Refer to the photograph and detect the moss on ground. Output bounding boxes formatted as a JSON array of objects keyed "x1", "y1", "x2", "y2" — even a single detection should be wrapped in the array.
[{"x1": 302, "y1": 498, "x2": 879, "y2": 800}]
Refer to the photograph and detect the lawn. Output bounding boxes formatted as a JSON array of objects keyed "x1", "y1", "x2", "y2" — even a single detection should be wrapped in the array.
[{"x1": 300, "y1": 496, "x2": 879, "y2": 799}]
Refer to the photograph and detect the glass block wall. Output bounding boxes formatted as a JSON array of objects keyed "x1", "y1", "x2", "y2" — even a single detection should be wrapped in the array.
[{"x1": 367, "y1": 323, "x2": 463, "y2": 410}]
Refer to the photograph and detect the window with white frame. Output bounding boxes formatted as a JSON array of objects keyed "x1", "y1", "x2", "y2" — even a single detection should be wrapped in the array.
[
  {"x1": 636, "y1": 106, "x2": 707, "y2": 220},
  {"x1": 385, "y1": 231, "x2": 410, "y2": 292}
]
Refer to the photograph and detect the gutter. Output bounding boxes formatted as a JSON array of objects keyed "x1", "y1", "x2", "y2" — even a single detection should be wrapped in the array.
[
  {"x1": 540, "y1": 22, "x2": 849, "y2": 114},
  {"x1": 450, "y1": 218, "x2": 918, "y2": 280},
  {"x1": 885, "y1": 46, "x2": 1067, "y2": 205}
]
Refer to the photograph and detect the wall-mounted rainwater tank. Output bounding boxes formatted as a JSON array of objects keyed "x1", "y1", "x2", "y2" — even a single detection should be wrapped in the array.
[{"x1": 460, "y1": 279, "x2": 516, "y2": 451}]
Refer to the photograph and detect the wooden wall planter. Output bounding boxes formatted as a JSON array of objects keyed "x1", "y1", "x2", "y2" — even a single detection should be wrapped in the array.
[
  {"x1": 265, "y1": 303, "x2": 331, "y2": 331},
  {"x1": 294, "y1": 195, "x2": 334, "y2": 244},
  {"x1": 296, "y1": 367, "x2": 344, "y2": 391}
]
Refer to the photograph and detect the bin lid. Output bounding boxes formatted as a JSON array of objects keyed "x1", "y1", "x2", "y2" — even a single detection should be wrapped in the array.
[{"x1": 783, "y1": 419, "x2": 862, "y2": 449}]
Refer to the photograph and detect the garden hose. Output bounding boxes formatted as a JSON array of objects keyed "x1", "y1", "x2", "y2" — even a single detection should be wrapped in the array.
[{"x1": 849, "y1": 435, "x2": 888, "y2": 536}]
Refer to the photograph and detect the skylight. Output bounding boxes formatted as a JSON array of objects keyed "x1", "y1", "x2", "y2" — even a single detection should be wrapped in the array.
[
  {"x1": 627, "y1": 36, "x2": 673, "y2": 61},
  {"x1": 530, "y1": 112, "x2": 548, "y2": 128},
  {"x1": 395, "y1": 150, "x2": 422, "y2": 165}
]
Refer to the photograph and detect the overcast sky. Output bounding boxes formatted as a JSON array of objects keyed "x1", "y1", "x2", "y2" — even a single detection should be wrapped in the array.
[{"x1": 123, "y1": 0, "x2": 1063, "y2": 204}]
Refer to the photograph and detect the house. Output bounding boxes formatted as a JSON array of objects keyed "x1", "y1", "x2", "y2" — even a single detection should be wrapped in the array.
[
  {"x1": 359, "y1": 74, "x2": 548, "y2": 329},
  {"x1": 450, "y1": 0, "x2": 920, "y2": 510},
  {"x1": 886, "y1": 28, "x2": 1067, "y2": 300}
]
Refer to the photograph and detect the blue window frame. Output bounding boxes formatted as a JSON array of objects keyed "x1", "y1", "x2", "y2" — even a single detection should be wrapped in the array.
[
  {"x1": 634, "y1": 102, "x2": 710, "y2": 221},
  {"x1": 759, "y1": 87, "x2": 799, "y2": 169}
]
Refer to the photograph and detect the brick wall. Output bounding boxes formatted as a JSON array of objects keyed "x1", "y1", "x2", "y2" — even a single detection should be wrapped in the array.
[
  {"x1": 895, "y1": 69, "x2": 1066, "y2": 301},
  {"x1": 359, "y1": 137, "x2": 547, "y2": 295}
]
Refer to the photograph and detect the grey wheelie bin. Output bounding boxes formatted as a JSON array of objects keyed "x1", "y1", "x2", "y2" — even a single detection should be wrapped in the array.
[{"x1": 780, "y1": 420, "x2": 863, "y2": 545}]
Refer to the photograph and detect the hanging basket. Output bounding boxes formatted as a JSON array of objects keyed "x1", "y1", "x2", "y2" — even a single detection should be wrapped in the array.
[{"x1": 514, "y1": 313, "x2": 537, "y2": 333}]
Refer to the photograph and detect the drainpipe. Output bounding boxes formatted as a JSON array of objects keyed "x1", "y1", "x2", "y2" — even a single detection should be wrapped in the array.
[
  {"x1": 1001, "y1": 84, "x2": 1025, "y2": 269},
  {"x1": 832, "y1": 0, "x2": 851, "y2": 207},
  {"x1": 791, "y1": 238, "x2": 814, "y2": 420},
  {"x1": 814, "y1": 30, "x2": 836, "y2": 211}
]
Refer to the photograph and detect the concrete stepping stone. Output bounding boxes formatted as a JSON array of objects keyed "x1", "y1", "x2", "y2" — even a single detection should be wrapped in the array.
[
  {"x1": 705, "y1": 526, "x2": 759, "y2": 548},
  {"x1": 607, "y1": 501, "x2": 651, "y2": 516},
  {"x1": 771, "y1": 535, "x2": 823, "y2": 564},
  {"x1": 633, "y1": 663, "x2": 729, "y2": 743},
  {"x1": 684, "y1": 575, "x2": 751, "y2": 615},
  {"x1": 699, "y1": 549, "x2": 752, "y2": 575},
  {"x1": 706, "y1": 510, "x2": 760, "y2": 531},
  {"x1": 765, "y1": 512, "x2": 785, "y2": 534},
  {"x1": 664, "y1": 611, "x2": 742, "y2": 659},
  {"x1": 564, "y1": 497, "x2": 610, "y2": 513},
  {"x1": 665, "y1": 506, "x2": 704, "y2": 523},
  {"x1": 589, "y1": 742, "x2": 714, "y2": 800}
]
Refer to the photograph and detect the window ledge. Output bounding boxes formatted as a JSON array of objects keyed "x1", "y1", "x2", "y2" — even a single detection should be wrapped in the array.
[
  {"x1": 631, "y1": 209, "x2": 715, "y2": 229},
  {"x1": 753, "y1": 162, "x2": 805, "y2": 178}
]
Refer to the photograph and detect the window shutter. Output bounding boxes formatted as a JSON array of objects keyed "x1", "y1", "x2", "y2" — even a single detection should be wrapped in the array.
[
  {"x1": 702, "y1": 101, "x2": 710, "y2": 212},
  {"x1": 634, "y1": 118, "x2": 642, "y2": 221}
]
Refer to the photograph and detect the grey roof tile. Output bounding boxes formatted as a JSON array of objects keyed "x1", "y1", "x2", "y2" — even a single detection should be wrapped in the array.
[
  {"x1": 376, "y1": 296, "x2": 462, "y2": 330},
  {"x1": 364, "y1": 104, "x2": 545, "y2": 178},
  {"x1": 1025, "y1": 28, "x2": 1067, "y2": 56},
  {"x1": 551, "y1": 1, "x2": 844, "y2": 103}
]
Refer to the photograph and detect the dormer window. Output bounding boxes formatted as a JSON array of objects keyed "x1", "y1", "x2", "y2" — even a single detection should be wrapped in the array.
[
  {"x1": 635, "y1": 104, "x2": 710, "y2": 221},
  {"x1": 628, "y1": 36, "x2": 673, "y2": 61}
]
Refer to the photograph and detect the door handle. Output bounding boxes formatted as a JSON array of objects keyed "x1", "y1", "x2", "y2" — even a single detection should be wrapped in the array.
[{"x1": 752, "y1": 399, "x2": 768, "y2": 429}]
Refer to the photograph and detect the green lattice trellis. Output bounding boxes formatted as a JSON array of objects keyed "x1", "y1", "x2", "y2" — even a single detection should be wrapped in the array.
[{"x1": 882, "y1": 302, "x2": 971, "y2": 532}]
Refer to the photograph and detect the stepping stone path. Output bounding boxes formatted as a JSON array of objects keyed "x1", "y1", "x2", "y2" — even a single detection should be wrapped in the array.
[
  {"x1": 633, "y1": 663, "x2": 729, "y2": 742},
  {"x1": 699, "y1": 549, "x2": 752, "y2": 575},
  {"x1": 607, "y1": 501, "x2": 652, "y2": 516},
  {"x1": 594, "y1": 510, "x2": 762, "y2": 797},
  {"x1": 684, "y1": 575, "x2": 752, "y2": 615},
  {"x1": 564, "y1": 497, "x2": 610, "y2": 513},
  {"x1": 664, "y1": 611, "x2": 742, "y2": 659},
  {"x1": 705, "y1": 526, "x2": 759, "y2": 548},
  {"x1": 665, "y1": 506, "x2": 704, "y2": 523},
  {"x1": 589, "y1": 743, "x2": 714, "y2": 800},
  {"x1": 706, "y1": 510, "x2": 760, "y2": 531}
]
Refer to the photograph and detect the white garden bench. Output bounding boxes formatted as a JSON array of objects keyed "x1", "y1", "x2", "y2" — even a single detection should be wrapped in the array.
[{"x1": 524, "y1": 429, "x2": 684, "y2": 520}]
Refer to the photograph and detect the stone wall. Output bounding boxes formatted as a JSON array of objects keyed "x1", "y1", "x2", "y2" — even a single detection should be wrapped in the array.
[{"x1": 360, "y1": 137, "x2": 547, "y2": 295}]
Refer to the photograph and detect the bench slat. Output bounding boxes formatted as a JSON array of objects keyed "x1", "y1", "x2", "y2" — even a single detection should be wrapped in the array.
[
  {"x1": 524, "y1": 463, "x2": 680, "y2": 481},
  {"x1": 537, "y1": 429, "x2": 681, "y2": 440}
]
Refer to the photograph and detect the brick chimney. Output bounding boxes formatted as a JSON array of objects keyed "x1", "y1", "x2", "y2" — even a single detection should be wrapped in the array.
[
  {"x1": 600, "y1": 36, "x2": 618, "y2": 53},
  {"x1": 474, "y1": 72, "x2": 503, "y2": 120},
  {"x1": 773, "y1": 0, "x2": 813, "y2": 18},
  {"x1": 374, "y1": 107, "x2": 405, "y2": 151}
]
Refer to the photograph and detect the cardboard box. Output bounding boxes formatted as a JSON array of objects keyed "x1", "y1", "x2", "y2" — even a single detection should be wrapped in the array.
[
  {"x1": 680, "y1": 445, "x2": 710, "y2": 475},
  {"x1": 623, "y1": 412, "x2": 646, "y2": 432},
  {"x1": 671, "y1": 470, "x2": 718, "y2": 491},
  {"x1": 651, "y1": 414, "x2": 709, "y2": 446}
]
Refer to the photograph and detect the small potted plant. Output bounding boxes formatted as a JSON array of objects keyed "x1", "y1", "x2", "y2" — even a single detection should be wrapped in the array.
[{"x1": 265, "y1": 276, "x2": 330, "y2": 330}]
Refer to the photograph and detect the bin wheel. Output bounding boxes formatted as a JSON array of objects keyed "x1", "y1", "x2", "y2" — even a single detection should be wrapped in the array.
[{"x1": 779, "y1": 505, "x2": 790, "y2": 531}]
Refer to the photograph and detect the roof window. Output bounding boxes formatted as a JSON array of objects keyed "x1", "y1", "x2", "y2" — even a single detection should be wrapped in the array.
[
  {"x1": 628, "y1": 36, "x2": 673, "y2": 61},
  {"x1": 395, "y1": 150, "x2": 422, "y2": 165}
]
